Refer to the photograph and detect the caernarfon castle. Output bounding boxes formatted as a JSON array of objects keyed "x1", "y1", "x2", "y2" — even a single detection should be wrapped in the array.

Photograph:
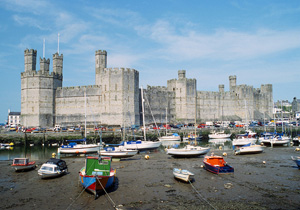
[{"x1": 21, "y1": 49, "x2": 273, "y2": 128}]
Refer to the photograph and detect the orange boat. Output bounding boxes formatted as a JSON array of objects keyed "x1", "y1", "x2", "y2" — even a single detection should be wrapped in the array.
[{"x1": 203, "y1": 154, "x2": 234, "y2": 174}]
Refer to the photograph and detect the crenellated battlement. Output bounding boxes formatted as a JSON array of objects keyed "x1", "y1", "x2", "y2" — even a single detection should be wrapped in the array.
[
  {"x1": 24, "y1": 49, "x2": 37, "y2": 54},
  {"x1": 95, "y1": 50, "x2": 107, "y2": 55}
]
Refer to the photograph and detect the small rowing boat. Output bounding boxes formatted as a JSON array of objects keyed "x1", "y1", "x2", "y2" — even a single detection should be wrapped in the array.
[
  {"x1": 12, "y1": 158, "x2": 36, "y2": 172},
  {"x1": 203, "y1": 154, "x2": 234, "y2": 174},
  {"x1": 173, "y1": 168, "x2": 194, "y2": 182}
]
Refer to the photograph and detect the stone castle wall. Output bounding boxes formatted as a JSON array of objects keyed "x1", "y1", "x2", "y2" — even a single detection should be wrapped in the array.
[{"x1": 21, "y1": 49, "x2": 273, "y2": 128}]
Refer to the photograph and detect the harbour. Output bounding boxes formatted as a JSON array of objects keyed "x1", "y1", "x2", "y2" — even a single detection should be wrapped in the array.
[{"x1": 0, "y1": 144, "x2": 299, "y2": 209}]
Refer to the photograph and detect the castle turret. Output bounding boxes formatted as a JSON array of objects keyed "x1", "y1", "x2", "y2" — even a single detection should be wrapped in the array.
[
  {"x1": 229, "y1": 75, "x2": 236, "y2": 92},
  {"x1": 24, "y1": 49, "x2": 37, "y2": 72},
  {"x1": 53, "y1": 52, "x2": 63, "y2": 75},
  {"x1": 219, "y1": 84, "x2": 224, "y2": 93},
  {"x1": 40, "y1": 57, "x2": 50, "y2": 74},
  {"x1": 95, "y1": 50, "x2": 107, "y2": 85},
  {"x1": 178, "y1": 70, "x2": 186, "y2": 79}
]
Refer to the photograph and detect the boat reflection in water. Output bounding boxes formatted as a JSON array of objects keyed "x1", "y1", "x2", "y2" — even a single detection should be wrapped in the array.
[{"x1": 208, "y1": 138, "x2": 232, "y2": 150}]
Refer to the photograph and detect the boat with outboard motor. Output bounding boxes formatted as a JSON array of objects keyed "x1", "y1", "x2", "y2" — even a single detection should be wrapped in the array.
[
  {"x1": 38, "y1": 158, "x2": 68, "y2": 179},
  {"x1": 12, "y1": 158, "x2": 36, "y2": 172},
  {"x1": 234, "y1": 143, "x2": 265, "y2": 155},
  {"x1": 203, "y1": 153, "x2": 234, "y2": 174}
]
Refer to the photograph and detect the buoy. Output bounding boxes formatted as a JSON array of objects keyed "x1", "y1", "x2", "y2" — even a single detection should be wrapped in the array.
[
  {"x1": 295, "y1": 147, "x2": 300, "y2": 151},
  {"x1": 263, "y1": 161, "x2": 266, "y2": 164},
  {"x1": 9, "y1": 142, "x2": 14, "y2": 146},
  {"x1": 290, "y1": 142, "x2": 294, "y2": 147},
  {"x1": 219, "y1": 146, "x2": 223, "y2": 150},
  {"x1": 145, "y1": 155, "x2": 149, "y2": 160},
  {"x1": 52, "y1": 153, "x2": 56, "y2": 158},
  {"x1": 260, "y1": 143, "x2": 264, "y2": 146},
  {"x1": 223, "y1": 152, "x2": 227, "y2": 156},
  {"x1": 200, "y1": 165, "x2": 203, "y2": 168}
]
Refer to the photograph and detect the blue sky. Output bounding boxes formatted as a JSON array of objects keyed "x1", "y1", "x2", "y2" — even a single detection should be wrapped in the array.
[{"x1": 0, "y1": 0, "x2": 300, "y2": 123}]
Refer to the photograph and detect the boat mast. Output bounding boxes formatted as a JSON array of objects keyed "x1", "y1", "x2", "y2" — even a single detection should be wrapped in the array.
[
  {"x1": 84, "y1": 90, "x2": 87, "y2": 140},
  {"x1": 194, "y1": 81, "x2": 197, "y2": 145},
  {"x1": 141, "y1": 86, "x2": 146, "y2": 141},
  {"x1": 165, "y1": 107, "x2": 167, "y2": 136}
]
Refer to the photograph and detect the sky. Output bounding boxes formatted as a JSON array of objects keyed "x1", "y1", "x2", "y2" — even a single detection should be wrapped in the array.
[{"x1": 0, "y1": 0, "x2": 300, "y2": 123}]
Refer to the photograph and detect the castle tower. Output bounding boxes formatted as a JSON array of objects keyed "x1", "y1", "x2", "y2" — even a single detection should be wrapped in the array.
[
  {"x1": 40, "y1": 58, "x2": 50, "y2": 74},
  {"x1": 178, "y1": 70, "x2": 186, "y2": 79},
  {"x1": 53, "y1": 52, "x2": 63, "y2": 75},
  {"x1": 24, "y1": 49, "x2": 37, "y2": 72},
  {"x1": 219, "y1": 84, "x2": 224, "y2": 93},
  {"x1": 21, "y1": 49, "x2": 60, "y2": 128},
  {"x1": 229, "y1": 75, "x2": 236, "y2": 92},
  {"x1": 95, "y1": 50, "x2": 107, "y2": 85}
]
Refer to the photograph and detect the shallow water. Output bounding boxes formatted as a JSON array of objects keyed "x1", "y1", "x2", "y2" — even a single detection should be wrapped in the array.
[{"x1": 0, "y1": 145, "x2": 58, "y2": 161}]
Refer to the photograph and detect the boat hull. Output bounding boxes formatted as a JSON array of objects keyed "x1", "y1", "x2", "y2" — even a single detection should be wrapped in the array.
[
  {"x1": 208, "y1": 134, "x2": 231, "y2": 139},
  {"x1": 124, "y1": 141, "x2": 161, "y2": 150},
  {"x1": 203, "y1": 155, "x2": 234, "y2": 174},
  {"x1": 232, "y1": 138, "x2": 257, "y2": 146},
  {"x1": 173, "y1": 168, "x2": 194, "y2": 182},
  {"x1": 235, "y1": 145, "x2": 264, "y2": 155},
  {"x1": 167, "y1": 147, "x2": 210, "y2": 157},
  {"x1": 158, "y1": 136, "x2": 181, "y2": 141},
  {"x1": 12, "y1": 163, "x2": 36, "y2": 172},
  {"x1": 79, "y1": 168, "x2": 115, "y2": 196},
  {"x1": 58, "y1": 145, "x2": 101, "y2": 154},
  {"x1": 99, "y1": 150, "x2": 138, "y2": 158}
]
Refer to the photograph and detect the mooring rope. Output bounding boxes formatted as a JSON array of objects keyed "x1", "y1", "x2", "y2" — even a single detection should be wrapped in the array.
[
  {"x1": 188, "y1": 180, "x2": 218, "y2": 210},
  {"x1": 97, "y1": 177, "x2": 117, "y2": 209},
  {"x1": 66, "y1": 177, "x2": 94, "y2": 210}
]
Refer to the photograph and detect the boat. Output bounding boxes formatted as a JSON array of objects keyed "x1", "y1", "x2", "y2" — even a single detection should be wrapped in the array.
[
  {"x1": 79, "y1": 156, "x2": 116, "y2": 198},
  {"x1": 234, "y1": 143, "x2": 265, "y2": 155},
  {"x1": 58, "y1": 138, "x2": 101, "y2": 154},
  {"x1": 158, "y1": 133, "x2": 181, "y2": 141},
  {"x1": 291, "y1": 156, "x2": 300, "y2": 168},
  {"x1": 203, "y1": 154, "x2": 234, "y2": 174},
  {"x1": 38, "y1": 158, "x2": 68, "y2": 179},
  {"x1": 292, "y1": 135, "x2": 300, "y2": 146},
  {"x1": 182, "y1": 134, "x2": 202, "y2": 142},
  {"x1": 99, "y1": 146, "x2": 138, "y2": 158},
  {"x1": 124, "y1": 86, "x2": 161, "y2": 151},
  {"x1": 259, "y1": 132, "x2": 291, "y2": 146},
  {"x1": 208, "y1": 131, "x2": 231, "y2": 139},
  {"x1": 173, "y1": 168, "x2": 194, "y2": 182},
  {"x1": 166, "y1": 145, "x2": 210, "y2": 157},
  {"x1": 232, "y1": 131, "x2": 257, "y2": 146},
  {"x1": 12, "y1": 158, "x2": 36, "y2": 172}
]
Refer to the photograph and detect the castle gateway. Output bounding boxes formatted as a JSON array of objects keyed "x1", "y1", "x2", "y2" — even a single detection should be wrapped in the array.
[{"x1": 21, "y1": 49, "x2": 273, "y2": 128}]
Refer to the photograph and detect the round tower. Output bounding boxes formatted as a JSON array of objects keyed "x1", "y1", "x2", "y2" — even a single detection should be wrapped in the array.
[
  {"x1": 95, "y1": 50, "x2": 107, "y2": 69},
  {"x1": 53, "y1": 52, "x2": 63, "y2": 75},
  {"x1": 24, "y1": 49, "x2": 37, "y2": 72},
  {"x1": 219, "y1": 84, "x2": 224, "y2": 93}
]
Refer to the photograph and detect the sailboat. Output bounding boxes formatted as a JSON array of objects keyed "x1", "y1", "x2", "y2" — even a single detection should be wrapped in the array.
[
  {"x1": 123, "y1": 86, "x2": 161, "y2": 150},
  {"x1": 158, "y1": 107, "x2": 181, "y2": 141},
  {"x1": 58, "y1": 91, "x2": 101, "y2": 154}
]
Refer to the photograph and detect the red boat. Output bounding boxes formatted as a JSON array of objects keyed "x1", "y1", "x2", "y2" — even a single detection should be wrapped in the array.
[
  {"x1": 12, "y1": 158, "x2": 36, "y2": 172},
  {"x1": 203, "y1": 154, "x2": 234, "y2": 174}
]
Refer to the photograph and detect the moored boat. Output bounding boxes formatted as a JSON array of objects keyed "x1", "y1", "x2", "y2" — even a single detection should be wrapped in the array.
[
  {"x1": 99, "y1": 146, "x2": 138, "y2": 158},
  {"x1": 203, "y1": 154, "x2": 234, "y2": 174},
  {"x1": 234, "y1": 143, "x2": 265, "y2": 155},
  {"x1": 38, "y1": 158, "x2": 68, "y2": 179},
  {"x1": 166, "y1": 145, "x2": 210, "y2": 157},
  {"x1": 291, "y1": 156, "x2": 300, "y2": 168},
  {"x1": 259, "y1": 132, "x2": 291, "y2": 146},
  {"x1": 158, "y1": 133, "x2": 181, "y2": 141},
  {"x1": 79, "y1": 156, "x2": 116, "y2": 198},
  {"x1": 208, "y1": 131, "x2": 231, "y2": 139},
  {"x1": 12, "y1": 158, "x2": 36, "y2": 172},
  {"x1": 58, "y1": 138, "x2": 101, "y2": 154},
  {"x1": 173, "y1": 168, "x2": 194, "y2": 182}
]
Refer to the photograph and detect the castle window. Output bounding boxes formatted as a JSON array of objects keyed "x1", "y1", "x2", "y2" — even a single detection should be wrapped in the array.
[
  {"x1": 128, "y1": 84, "x2": 130, "y2": 90},
  {"x1": 115, "y1": 95, "x2": 117, "y2": 101},
  {"x1": 115, "y1": 84, "x2": 117, "y2": 91},
  {"x1": 128, "y1": 96, "x2": 129, "y2": 102},
  {"x1": 105, "y1": 85, "x2": 107, "y2": 91},
  {"x1": 104, "y1": 95, "x2": 106, "y2": 101},
  {"x1": 173, "y1": 88, "x2": 175, "y2": 91}
]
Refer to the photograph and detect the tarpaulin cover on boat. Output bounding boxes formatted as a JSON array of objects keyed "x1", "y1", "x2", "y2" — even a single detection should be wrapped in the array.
[{"x1": 46, "y1": 158, "x2": 68, "y2": 170}]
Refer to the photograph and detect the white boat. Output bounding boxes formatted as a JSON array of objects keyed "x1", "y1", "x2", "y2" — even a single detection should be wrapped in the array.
[
  {"x1": 99, "y1": 146, "x2": 138, "y2": 158},
  {"x1": 234, "y1": 144, "x2": 265, "y2": 155},
  {"x1": 182, "y1": 134, "x2": 202, "y2": 142},
  {"x1": 124, "y1": 86, "x2": 162, "y2": 151},
  {"x1": 259, "y1": 132, "x2": 291, "y2": 145},
  {"x1": 173, "y1": 168, "x2": 194, "y2": 182},
  {"x1": 12, "y1": 158, "x2": 36, "y2": 172},
  {"x1": 232, "y1": 132, "x2": 257, "y2": 146},
  {"x1": 158, "y1": 133, "x2": 181, "y2": 141},
  {"x1": 123, "y1": 140, "x2": 161, "y2": 150},
  {"x1": 38, "y1": 158, "x2": 68, "y2": 179},
  {"x1": 58, "y1": 139, "x2": 101, "y2": 154},
  {"x1": 208, "y1": 131, "x2": 231, "y2": 139},
  {"x1": 166, "y1": 145, "x2": 210, "y2": 157}
]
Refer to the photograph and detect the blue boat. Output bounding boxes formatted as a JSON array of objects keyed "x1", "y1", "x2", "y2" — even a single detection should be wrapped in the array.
[
  {"x1": 203, "y1": 154, "x2": 234, "y2": 174},
  {"x1": 291, "y1": 156, "x2": 300, "y2": 168},
  {"x1": 79, "y1": 156, "x2": 116, "y2": 198}
]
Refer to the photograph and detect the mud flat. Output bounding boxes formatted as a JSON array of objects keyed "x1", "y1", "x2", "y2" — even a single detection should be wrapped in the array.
[{"x1": 0, "y1": 146, "x2": 299, "y2": 210}]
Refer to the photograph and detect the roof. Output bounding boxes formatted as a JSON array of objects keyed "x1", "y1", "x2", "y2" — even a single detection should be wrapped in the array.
[{"x1": 8, "y1": 112, "x2": 20, "y2": 116}]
